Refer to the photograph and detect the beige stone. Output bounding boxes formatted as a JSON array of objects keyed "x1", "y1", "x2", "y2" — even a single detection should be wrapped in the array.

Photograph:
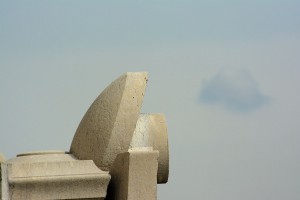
[
  {"x1": 0, "y1": 153, "x2": 4, "y2": 200},
  {"x1": 70, "y1": 72, "x2": 148, "y2": 171},
  {"x1": 0, "y1": 153, "x2": 5, "y2": 164},
  {"x1": 17, "y1": 150, "x2": 67, "y2": 157},
  {"x1": 107, "y1": 148, "x2": 159, "y2": 200},
  {"x1": 2, "y1": 152, "x2": 110, "y2": 200},
  {"x1": 130, "y1": 114, "x2": 169, "y2": 183},
  {"x1": 1, "y1": 72, "x2": 169, "y2": 200}
]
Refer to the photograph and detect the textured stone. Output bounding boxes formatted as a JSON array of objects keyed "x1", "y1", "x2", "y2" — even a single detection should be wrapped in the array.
[
  {"x1": 2, "y1": 153, "x2": 110, "y2": 200},
  {"x1": 130, "y1": 114, "x2": 169, "y2": 183},
  {"x1": 0, "y1": 153, "x2": 5, "y2": 163},
  {"x1": 70, "y1": 72, "x2": 148, "y2": 171},
  {"x1": 107, "y1": 148, "x2": 159, "y2": 200},
  {"x1": 17, "y1": 150, "x2": 67, "y2": 157},
  {"x1": 1, "y1": 71, "x2": 169, "y2": 200},
  {"x1": 0, "y1": 153, "x2": 5, "y2": 199}
]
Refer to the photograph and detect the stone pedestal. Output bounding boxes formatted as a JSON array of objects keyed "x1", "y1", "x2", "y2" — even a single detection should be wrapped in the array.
[{"x1": 1, "y1": 152, "x2": 110, "y2": 200}]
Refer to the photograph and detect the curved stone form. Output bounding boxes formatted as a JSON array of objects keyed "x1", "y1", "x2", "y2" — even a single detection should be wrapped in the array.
[
  {"x1": 1, "y1": 72, "x2": 169, "y2": 200},
  {"x1": 130, "y1": 114, "x2": 169, "y2": 183},
  {"x1": 70, "y1": 72, "x2": 148, "y2": 171}
]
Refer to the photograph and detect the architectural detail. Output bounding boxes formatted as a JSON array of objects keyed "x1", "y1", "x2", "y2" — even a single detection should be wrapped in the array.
[
  {"x1": 70, "y1": 72, "x2": 148, "y2": 171},
  {"x1": 2, "y1": 153, "x2": 110, "y2": 199},
  {"x1": 130, "y1": 114, "x2": 169, "y2": 183},
  {"x1": 1, "y1": 72, "x2": 169, "y2": 200},
  {"x1": 107, "y1": 148, "x2": 159, "y2": 200}
]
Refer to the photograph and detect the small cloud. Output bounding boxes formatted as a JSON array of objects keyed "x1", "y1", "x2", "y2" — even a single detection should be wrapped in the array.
[{"x1": 199, "y1": 69, "x2": 269, "y2": 112}]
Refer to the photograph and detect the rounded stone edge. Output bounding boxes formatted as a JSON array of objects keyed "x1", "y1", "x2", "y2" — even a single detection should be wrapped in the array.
[
  {"x1": 17, "y1": 150, "x2": 68, "y2": 157},
  {"x1": 130, "y1": 113, "x2": 169, "y2": 184},
  {"x1": 70, "y1": 72, "x2": 148, "y2": 171}
]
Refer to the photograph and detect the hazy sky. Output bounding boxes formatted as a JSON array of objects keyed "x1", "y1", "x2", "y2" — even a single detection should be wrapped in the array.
[{"x1": 1, "y1": 1, "x2": 300, "y2": 199}]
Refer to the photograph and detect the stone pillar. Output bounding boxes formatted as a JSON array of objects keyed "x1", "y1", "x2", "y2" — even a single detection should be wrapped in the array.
[
  {"x1": 107, "y1": 148, "x2": 159, "y2": 200},
  {"x1": 130, "y1": 114, "x2": 169, "y2": 183}
]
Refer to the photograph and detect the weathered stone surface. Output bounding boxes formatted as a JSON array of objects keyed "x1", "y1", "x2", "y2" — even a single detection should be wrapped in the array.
[
  {"x1": 0, "y1": 153, "x2": 5, "y2": 199},
  {"x1": 130, "y1": 114, "x2": 169, "y2": 183},
  {"x1": 70, "y1": 72, "x2": 148, "y2": 171},
  {"x1": 2, "y1": 153, "x2": 110, "y2": 200},
  {"x1": 0, "y1": 153, "x2": 5, "y2": 163},
  {"x1": 17, "y1": 150, "x2": 67, "y2": 157},
  {"x1": 107, "y1": 148, "x2": 159, "y2": 200},
  {"x1": 1, "y1": 71, "x2": 169, "y2": 200}
]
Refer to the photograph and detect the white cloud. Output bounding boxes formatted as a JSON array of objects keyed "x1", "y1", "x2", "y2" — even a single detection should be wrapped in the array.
[{"x1": 199, "y1": 68, "x2": 269, "y2": 112}]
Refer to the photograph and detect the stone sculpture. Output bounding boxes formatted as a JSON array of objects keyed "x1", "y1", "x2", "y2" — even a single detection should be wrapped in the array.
[{"x1": 1, "y1": 72, "x2": 169, "y2": 200}]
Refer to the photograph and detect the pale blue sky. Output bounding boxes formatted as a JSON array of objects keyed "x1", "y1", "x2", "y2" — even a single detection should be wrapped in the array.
[{"x1": 1, "y1": 1, "x2": 300, "y2": 199}]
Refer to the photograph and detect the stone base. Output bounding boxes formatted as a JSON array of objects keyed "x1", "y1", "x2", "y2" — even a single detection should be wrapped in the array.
[{"x1": 1, "y1": 153, "x2": 110, "y2": 200}]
